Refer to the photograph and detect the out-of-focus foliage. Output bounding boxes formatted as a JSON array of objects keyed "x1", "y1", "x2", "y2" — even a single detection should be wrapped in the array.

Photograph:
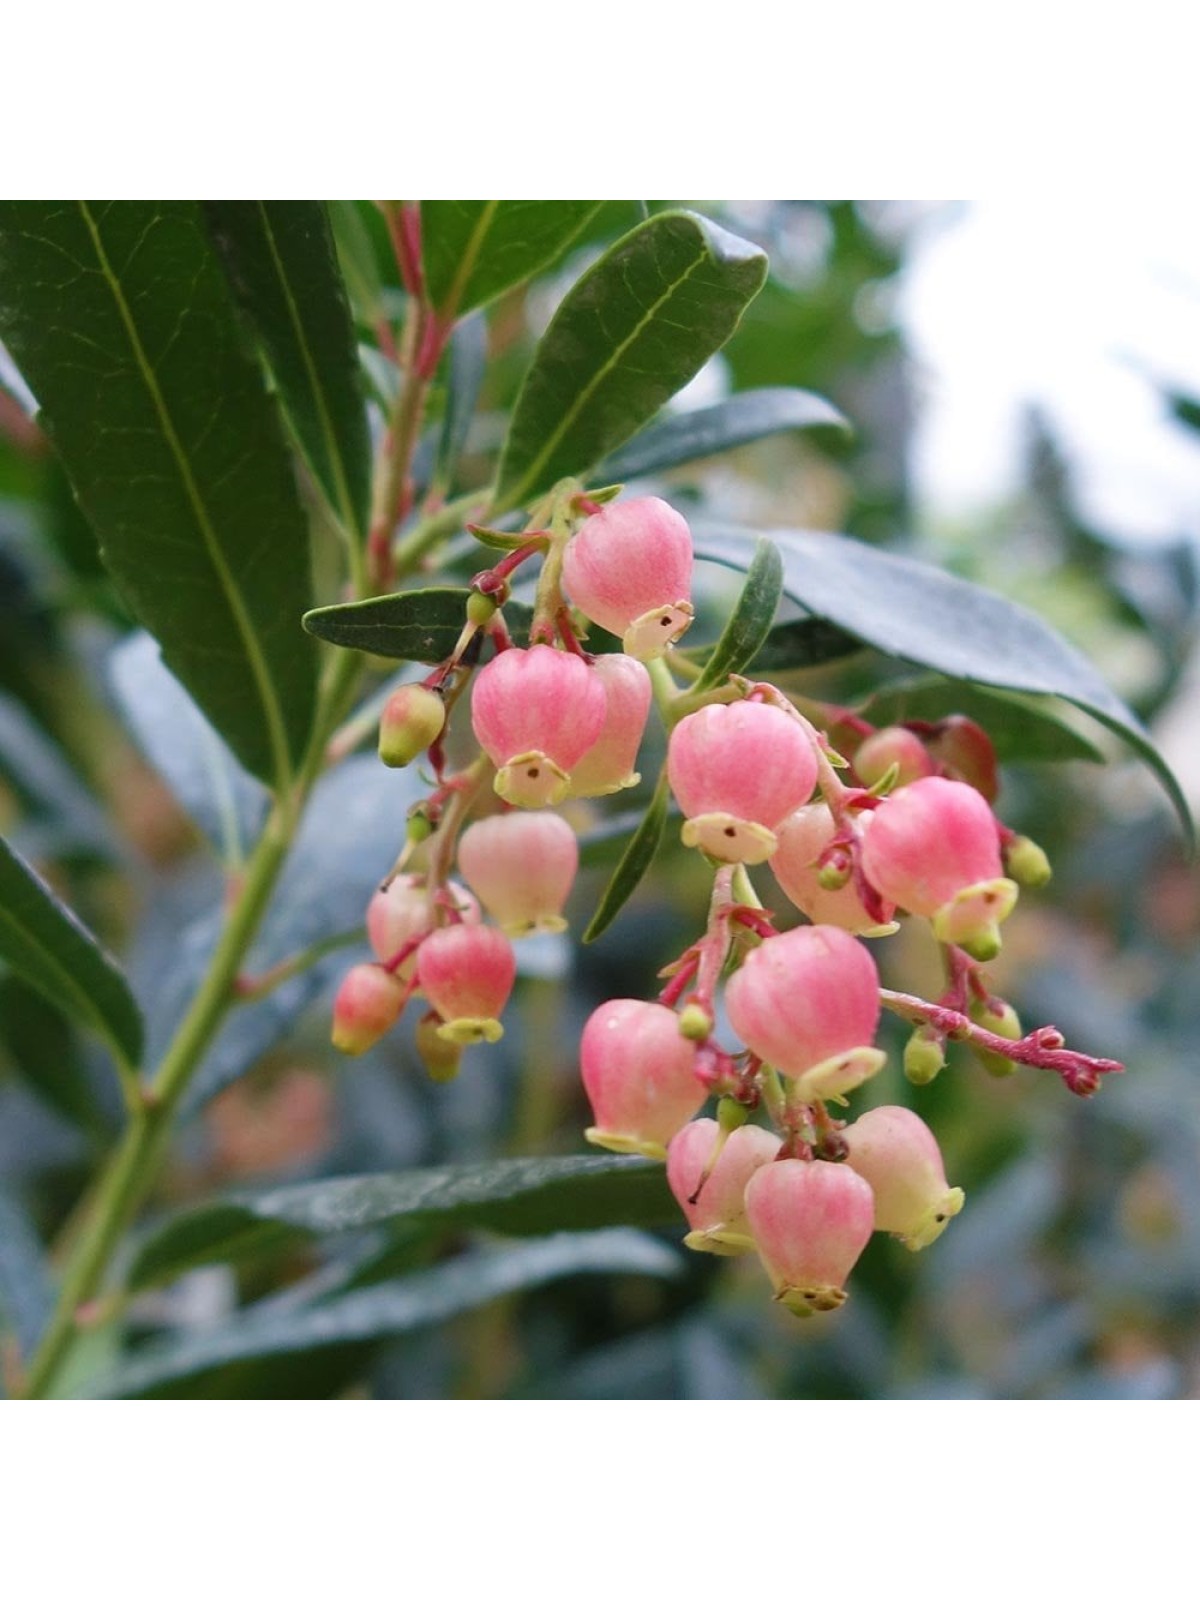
[{"x1": 0, "y1": 201, "x2": 1195, "y2": 1399}]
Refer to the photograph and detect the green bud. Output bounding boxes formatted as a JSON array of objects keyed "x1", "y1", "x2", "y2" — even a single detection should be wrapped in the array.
[
  {"x1": 968, "y1": 996, "x2": 1021, "y2": 1077},
  {"x1": 416, "y1": 1012, "x2": 463, "y2": 1083},
  {"x1": 679, "y1": 1002, "x2": 713, "y2": 1042},
  {"x1": 717, "y1": 1097, "x2": 751, "y2": 1134},
  {"x1": 378, "y1": 684, "x2": 445, "y2": 768},
  {"x1": 1005, "y1": 834, "x2": 1052, "y2": 888},
  {"x1": 406, "y1": 807, "x2": 435, "y2": 846},
  {"x1": 466, "y1": 591, "x2": 500, "y2": 627},
  {"x1": 904, "y1": 1030, "x2": 946, "y2": 1086}
]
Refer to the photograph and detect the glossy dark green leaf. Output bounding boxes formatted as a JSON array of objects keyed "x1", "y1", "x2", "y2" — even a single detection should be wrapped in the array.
[
  {"x1": 327, "y1": 200, "x2": 386, "y2": 328},
  {"x1": 584, "y1": 768, "x2": 671, "y2": 943},
  {"x1": 495, "y1": 212, "x2": 769, "y2": 513},
  {"x1": 0, "y1": 1185, "x2": 53, "y2": 1362},
  {"x1": 860, "y1": 677, "x2": 1105, "y2": 765},
  {"x1": 420, "y1": 201, "x2": 603, "y2": 320},
  {"x1": 692, "y1": 537, "x2": 783, "y2": 692},
  {"x1": 698, "y1": 528, "x2": 1193, "y2": 840},
  {"x1": 129, "y1": 1153, "x2": 673, "y2": 1290},
  {"x1": 0, "y1": 201, "x2": 317, "y2": 790},
  {"x1": 303, "y1": 586, "x2": 532, "y2": 662},
  {"x1": 0, "y1": 977, "x2": 107, "y2": 1135},
  {"x1": 204, "y1": 201, "x2": 371, "y2": 537},
  {"x1": 0, "y1": 834, "x2": 142, "y2": 1065},
  {"x1": 596, "y1": 386, "x2": 849, "y2": 481},
  {"x1": 91, "y1": 1229, "x2": 680, "y2": 1397},
  {"x1": 735, "y1": 615, "x2": 863, "y2": 675}
]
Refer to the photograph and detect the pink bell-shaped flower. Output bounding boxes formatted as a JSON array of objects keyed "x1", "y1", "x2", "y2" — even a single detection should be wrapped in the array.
[
  {"x1": 859, "y1": 775, "x2": 1017, "y2": 959},
  {"x1": 566, "y1": 654, "x2": 652, "y2": 798},
  {"x1": 416, "y1": 923, "x2": 516, "y2": 1045},
  {"x1": 456, "y1": 811, "x2": 579, "y2": 936},
  {"x1": 667, "y1": 700, "x2": 819, "y2": 866},
  {"x1": 581, "y1": 999, "x2": 708, "y2": 1159},
  {"x1": 770, "y1": 804, "x2": 897, "y2": 935},
  {"x1": 471, "y1": 645, "x2": 606, "y2": 808},
  {"x1": 842, "y1": 1105, "x2": 965, "y2": 1251},
  {"x1": 666, "y1": 1117, "x2": 783, "y2": 1255},
  {"x1": 365, "y1": 875, "x2": 480, "y2": 980},
  {"x1": 725, "y1": 924, "x2": 885, "y2": 1100},
  {"x1": 331, "y1": 963, "x2": 410, "y2": 1056},
  {"x1": 744, "y1": 1157, "x2": 875, "y2": 1315},
  {"x1": 562, "y1": 496, "x2": 694, "y2": 659}
]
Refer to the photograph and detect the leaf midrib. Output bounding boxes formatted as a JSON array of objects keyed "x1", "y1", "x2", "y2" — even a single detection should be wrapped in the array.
[{"x1": 78, "y1": 201, "x2": 294, "y2": 793}]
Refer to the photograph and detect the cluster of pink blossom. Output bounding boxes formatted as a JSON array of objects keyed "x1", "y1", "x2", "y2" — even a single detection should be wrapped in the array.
[{"x1": 331, "y1": 490, "x2": 1123, "y2": 1318}]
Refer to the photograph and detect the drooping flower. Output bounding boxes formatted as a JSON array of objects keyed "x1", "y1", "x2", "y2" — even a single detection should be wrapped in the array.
[
  {"x1": 667, "y1": 700, "x2": 818, "y2": 865},
  {"x1": 471, "y1": 645, "x2": 606, "y2": 808},
  {"x1": 859, "y1": 775, "x2": 1017, "y2": 958},
  {"x1": 666, "y1": 1118, "x2": 782, "y2": 1254},
  {"x1": 456, "y1": 811, "x2": 578, "y2": 936},
  {"x1": 563, "y1": 496, "x2": 694, "y2": 659},
  {"x1": 770, "y1": 804, "x2": 896, "y2": 935},
  {"x1": 842, "y1": 1105, "x2": 964, "y2": 1251},
  {"x1": 581, "y1": 998, "x2": 707, "y2": 1159},
  {"x1": 365, "y1": 875, "x2": 479, "y2": 980},
  {"x1": 566, "y1": 654, "x2": 652, "y2": 798},
  {"x1": 744, "y1": 1158, "x2": 875, "y2": 1315},
  {"x1": 416, "y1": 923, "x2": 516, "y2": 1045},
  {"x1": 724, "y1": 924, "x2": 885, "y2": 1100},
  {"x1": 331, "y1": 964, "x2": 409, "y2": 1056}
]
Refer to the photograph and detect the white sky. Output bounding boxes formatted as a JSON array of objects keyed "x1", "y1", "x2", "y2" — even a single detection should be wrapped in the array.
[{"x1": 900, "y1": 199, "x2": 1200, "y2": 544}]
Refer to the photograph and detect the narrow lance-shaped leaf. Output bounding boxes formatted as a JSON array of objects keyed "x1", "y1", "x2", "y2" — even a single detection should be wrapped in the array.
[
  {"x1": 0, "y1": 834, "x2": 143, "y2": 1066},
  {"x1": 494, "y1": 211, "x2": 769, "y2": 513},
  {"x1": 584, "y1": 767, "x2": 671, "y2": 944},
  {"x1": 0, "y1": 201, "x2": 317, "y2": 790},
  {"x1": 204, "y1": 200, "x2": 372, "y2": 538},
  {"x1": 696, "y1": 528, "x2": 1193, "y2": 841},
  {"x1": 88, "y1": 1230, "x2": 681, "y2": 1398},
  {"x1": 303, "y1": 587, "x2": 533, "y2": 663},
  {"x1": 129, "y1": 1153, "x2": 674, "y2": 1291},
  {"x1": 596, "y1": 386, "x2": 849, "y2": 482},
  {"x1": 420, "y1": 201, "x2": 603, "y2": 321},
  {"x1": 692, "y1": 537, "x2": 783, "y2": 692}
]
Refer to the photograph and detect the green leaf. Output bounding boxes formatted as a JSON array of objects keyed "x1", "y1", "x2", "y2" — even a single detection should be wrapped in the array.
[
  {"x1": 420, "y1": 200, "x2": 603, "y2": 320},
  {"x1": 303, "y1": 586, "x2": 532, "y2": 663},
  {"x1": 860, "y1": 677, "x2": 1105, "y2": 765},
  {"x1": 0, "y1": 977, "x2": 107, "y2": 1136},
  {"x1": 435, "y1": 312, "x2": 487, "y2": 492},
  {"x1": 584, "y1": 768, "x2": 671, "y2": 943},
  {"x1": 494, "y1": 211, "x2": 769, "y2": 513},
  {"x1": 129, "y1": 1153, "x2": 673, "y2": 1291},
  {"x1": 204, "y1": 201, "x2": 372, "y2": 537},
  {"x1": 327, "y1": 200, "x2": 386, "y2": 328},
  {"x1": 596, "y1": 386, "x2": 849, "y2": 481},
  {"x1": 91, "y1": 1230, "x2": 681, "y2": 1397},
  {"x1": 0, "y1": 201, "x2": 317, "y2": 790},
  {"x1": 692, "y1": 537, "x2": 783, "y2": 692},
  {"x1": 0, "y1": 834, "x2": 143, "y2": 1065},
  {"x1": 730, "y1": 615, "x2": 864, "y2": 675},
  {"x1": 697, "y1": 529, "x2": 1193, "y2": 840}
]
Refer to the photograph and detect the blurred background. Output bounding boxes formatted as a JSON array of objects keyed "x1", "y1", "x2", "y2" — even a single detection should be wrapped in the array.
[{"x1": 1, "y1": 199, "x2": 1197, "y2": 1398}]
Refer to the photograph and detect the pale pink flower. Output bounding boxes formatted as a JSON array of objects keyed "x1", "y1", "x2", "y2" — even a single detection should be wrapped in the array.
[
  {"x1": 581, "y1": 998, "x2": 708, "y2": 1159},
  {"x1": 770, "y1": 804, "x2": 896, "y2": 935},
  {"x1": 365, "y1": 874, "x2": 479, "y2": 981},
  {"x1": 567, "y1": 654, "x2": 652, "y2": 798},
  {"x1": 744, "y1": 1158, "x2": 875, "y2": 1315},
  {"x1": 842, "y1": 1105, "x2": 965, "y2": 1250},
  {"x1": 471, "y1": 645, "x2": 606, "y2": 808},
  {"x1": 563, "y1": 496, "x2": 694, "y2": 659},
  {"x1": 331, "y1": 964, "x2": 409, "y2": 1056},
  {"x1": 666, "y1": 1118, "x2": 782, "y2": 1254},
  {"x1": 416, "y1": 923, "x2": 516, "y2": 1045},
  {"x1": 456, "y1": 811, "x2": 578, "y2": 936}
]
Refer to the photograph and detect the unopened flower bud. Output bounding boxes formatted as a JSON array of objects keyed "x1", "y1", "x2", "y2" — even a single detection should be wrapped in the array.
[
  {"x1": 466, "y1": 589, "x2": 500, "y2": 627},
  {"x1": 366, "y1": 874, "x2": 479, "y2": 981},
  {"x1": 678, "y1": 1001, "x2": 713, "y2": 1042},
  {"x1": 471, "y1": 645, "x2": 606, "y2": 808},
  {"x1": 331, "y1": 964, "x2": 409, "y2": 1056},
  {"x1": 969, "y1": 996, "x2": 1021, "y2": 1077},
  {"x1": 725, "y1": 925, "x2": 885, "y2": 1100},
  {"x1": 744, "y1": 1158, "x2": 875, "y2": 1315},
  {"x1": 416, "y1": 923, "x2": 516, "y2": 1045},
  {"x1": 770, "y1": 805, "x2": 897, "y2": 936},
  {"x1": 904, "y1": 1029, "x2": 946, "y2": 1086},
  {"x1": 1005, "y1": 833, "x2": 1052, "y2": 887},
  {"x1": 667, "y1": 1118, "x2": 783, "y2": 1255},
  {"x1": 378, "y1": 683, "x2": 445, "y2": 768},
  {"x1": 581, "y1": 999, "x2": 708, "y2": 1159},
  {"x1": 415, "y1": 1010, "x2": 464, "y2": 1082},
  {"x1": 668, "y1": 700, "x2": 818, "y2": 866},
  {"x1": 842, "y1": 1105, "x2": 964, "y2": 1250},
  {"x1": 456, "y1": 811, "x2": 578, "y2": 935},
  {"x1": 565, "y1": 655, "x2": 652, "y2": 798},
  {"x1": 859, "y1": 776, "x2": 1017, "y2": 959},
  {"x1": 854, "y1": 726, "x2": 936, "y2": 791},
  {"x1": 563, "y1": 496, "x2": 694, "y2": 659}
]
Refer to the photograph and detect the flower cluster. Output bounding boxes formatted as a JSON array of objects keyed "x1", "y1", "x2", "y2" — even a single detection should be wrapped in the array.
[{"x1": 332, "y1": 487, "x2": 1123, "y2": 1320}]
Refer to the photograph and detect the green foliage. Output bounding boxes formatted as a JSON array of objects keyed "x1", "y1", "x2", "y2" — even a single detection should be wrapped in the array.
[
  {"x1": 303, "y1": 587, "x2": 532, "y2": 662},
  {"x1": 420, "y1": 202, "x2": 603, "y2": 319},
  {"x1": 583, "y1": 768, "x2": 671, "y2": 943},
  {"x1": 691, "y1": 537, "x2": 783, "y2": 692},
  {"x1": 0, "y1": 201, "x2": 318, "y2": 789}
]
